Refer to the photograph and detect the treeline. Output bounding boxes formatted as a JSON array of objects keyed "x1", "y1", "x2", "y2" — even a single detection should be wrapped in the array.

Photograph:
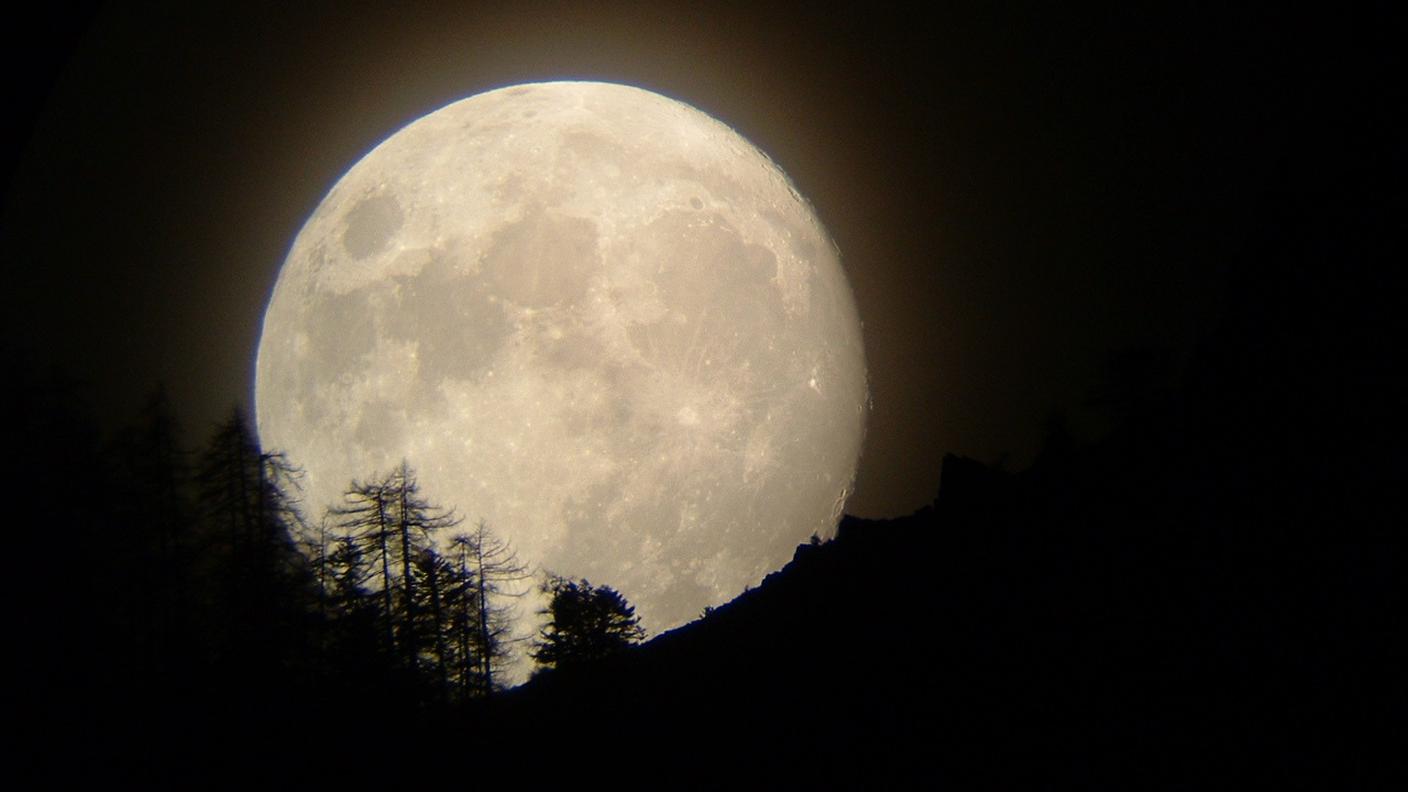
[
  {"x1": 189, "y1": 402, "x2": 532, "y2": 706},
  {"x1": 311, "y1": 462, "x2": 528, "y2": 700},
  {"x1": 11, "y1": 373, "x2": 543, "y2": 742},
  {"x1": 9, "y1": 357, "x2": 653, "y2": 780}
]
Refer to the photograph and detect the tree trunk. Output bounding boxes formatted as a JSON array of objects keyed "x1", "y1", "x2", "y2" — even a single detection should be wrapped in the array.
[
  {"x1": 376, "y1": 492, "x2": 394, "y2": 658},
  {"x1": 397, "y1": 472, "x2": 417, "y2": 672},
  {"x1": 474, "y1": 529, "x2": 494, "y2": 694}
]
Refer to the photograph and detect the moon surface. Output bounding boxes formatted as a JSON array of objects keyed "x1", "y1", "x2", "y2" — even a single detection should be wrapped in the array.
[{"x1": 256, "y1": 81, "x2": 866, "y2": 642}]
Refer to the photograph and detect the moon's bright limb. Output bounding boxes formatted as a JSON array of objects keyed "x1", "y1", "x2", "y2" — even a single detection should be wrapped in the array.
[{"x1": 256, "y1": 81, "x2": 866, "y2": 644}]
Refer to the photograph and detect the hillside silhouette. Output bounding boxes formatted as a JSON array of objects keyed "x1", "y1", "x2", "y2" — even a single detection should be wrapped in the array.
[
  {"x1": 11, "y1": 213, "x2": 1399, "y2": 788},
  {"x1": 415, "y1": 102, "x2": 1403, "y2": 783},
  {"x1": 469, "y1": 440, "x2": 1394, "y2": 786},
  {"x1": 13, "y1": 174, "x2": 1401, "y2": 788}
]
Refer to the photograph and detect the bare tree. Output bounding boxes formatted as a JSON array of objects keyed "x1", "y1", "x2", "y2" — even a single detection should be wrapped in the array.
[
  {"x1": 447, "y1": 520, "x2": 530, "y2": 696},
  {"x1": 329, "y1": 461, "x2": 459, "y2": 673},
  {"x1": 329, "y1": 473, "x2": 398, "y2": 658},
  {"x1": 388, "y1": 461, "x2": 459, "y2": 671},
  {"x1": 410, "y1": 546, "x2": 454, "y2": 700}
]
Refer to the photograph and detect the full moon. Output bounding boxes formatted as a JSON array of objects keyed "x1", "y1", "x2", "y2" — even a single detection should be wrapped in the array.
[{"x1": 256, "y1": 81, "x2": 866, "y2": 643}]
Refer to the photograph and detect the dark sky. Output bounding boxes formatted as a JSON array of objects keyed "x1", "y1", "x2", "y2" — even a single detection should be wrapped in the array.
[{"x1": 0, "y1": 2, "x2": 1339, "y2": 518}]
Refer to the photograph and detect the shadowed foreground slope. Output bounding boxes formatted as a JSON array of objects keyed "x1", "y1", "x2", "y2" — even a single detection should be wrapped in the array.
[{"x1": 464, "y1": 444, "x2": 1394, "y2": 785}]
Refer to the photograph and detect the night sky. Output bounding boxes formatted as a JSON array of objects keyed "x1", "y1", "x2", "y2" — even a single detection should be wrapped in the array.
[{"x1": 0, "y1": 2, "x2": 1365, "y2": 519}]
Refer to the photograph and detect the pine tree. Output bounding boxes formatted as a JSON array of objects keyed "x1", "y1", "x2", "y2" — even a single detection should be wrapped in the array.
[
  {"x1": 108, "y1": 386, "x2": 194, "y2": 674},
  {"x1": 193, "y1": 408, "x2": 311, "y2": 678},
  {"x1": 532, "y1": 576, "x2": 645, "y2": 672}
]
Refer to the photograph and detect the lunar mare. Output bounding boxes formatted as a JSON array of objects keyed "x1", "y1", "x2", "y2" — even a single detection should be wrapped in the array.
[{"x1": 256, "y1": 82, "x2": 866, "y2": 640}]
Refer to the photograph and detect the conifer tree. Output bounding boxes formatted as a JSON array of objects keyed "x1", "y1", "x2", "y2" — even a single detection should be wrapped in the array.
[
  {"x1": 532, "y1": 576, "x2": 645, "y2": 671},
  {"x1": 194, "y1": 408, "x2": 310, "y2": 674}
]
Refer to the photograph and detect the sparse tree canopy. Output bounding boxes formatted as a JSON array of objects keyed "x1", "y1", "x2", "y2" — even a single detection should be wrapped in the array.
[
  {"x1": 447, "y1": 520, "x2": 530, "y2": 696},
  {"x1": 327, "y1": 461, "x2": 459, "y2": 671},
  {"x1": 321, "y1": 465, "x2": 528, "y2": 699},
  {"x1": 532, "y1": 576, "x2": 645, "y2": 671}
]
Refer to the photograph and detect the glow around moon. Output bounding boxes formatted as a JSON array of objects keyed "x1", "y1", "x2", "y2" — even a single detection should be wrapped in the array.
[{"x1": 256, "y1": 81, "x2": 866, "y2": 637}]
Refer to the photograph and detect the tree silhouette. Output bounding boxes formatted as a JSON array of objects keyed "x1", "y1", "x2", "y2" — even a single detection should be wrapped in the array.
[
  {"x1": 329, "y1": 461, "x2": 460, "y2": 673},
  {"x1": 388, "y1": 461, "x2": 460, "y2": 671},
  {"x1": 410, "y1": 545, "x2": 455, "y2": 700},
  {"x1": 107, "y1": 386, "x2": 193, "y2": 675},
  {"x1": 446, "y1": 520, "x2": 530, "y2": 696},
  {"x1": 194, "y1": 408, "x2": 310, "y2": 670},
  {"x1": 531, "y1": 576, "x2": 645, "y2": 671},
  {"x1": 329, "y1": 471, "x2": 399, "y2": 658}
]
